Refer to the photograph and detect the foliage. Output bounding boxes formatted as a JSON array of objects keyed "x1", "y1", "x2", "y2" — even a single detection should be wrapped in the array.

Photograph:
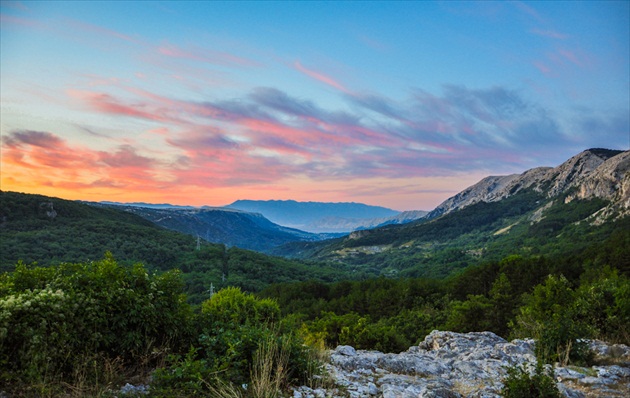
[
  {"x1": 501, "y1": 361, "x2": 562, "y2": 398},
  {"x1": 510, "y1": 275, "x2": 592, "y2": 365},
  {"x1": 152, "y1": 287, "x2": 319, "y2": 396},
  {"x1": 0, "y1": 254, "x2": 193, "y2": 394},
  {"x1": 262, "y1": 228, "x2": 630, "y2": 353},
  {"x1": 2, "y1": 190, "x2": 630, "y2": 394}
]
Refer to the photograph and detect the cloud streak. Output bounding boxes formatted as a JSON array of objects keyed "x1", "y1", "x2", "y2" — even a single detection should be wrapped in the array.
[
  {"x1": 50, "y1": 80, "x2": 612, "y2": 187},
  {"x1": 294, "y1": 61, "x2": 352, "y2": 94}
]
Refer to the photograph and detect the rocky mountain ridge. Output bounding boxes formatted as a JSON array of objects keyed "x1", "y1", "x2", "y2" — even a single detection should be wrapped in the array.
[
  {"x1": 291, "y1": 331, "x2": 630, "y2": 398},
  {"x1": 427, "y1": 148, "x2": 628, "y2": 219},
  {"x1": 274, "y1": 148, "x2": 630, "y2": 276}
]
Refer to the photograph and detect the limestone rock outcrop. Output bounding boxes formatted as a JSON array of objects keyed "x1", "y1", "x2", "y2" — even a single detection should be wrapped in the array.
[{"x1": 291, "y1": 330, "x2": 630, "y2": 398}]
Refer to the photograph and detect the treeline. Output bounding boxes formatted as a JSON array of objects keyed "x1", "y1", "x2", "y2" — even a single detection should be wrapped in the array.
[{"x1": 260, "y1": 229, "x2": 630, "y2": 355}]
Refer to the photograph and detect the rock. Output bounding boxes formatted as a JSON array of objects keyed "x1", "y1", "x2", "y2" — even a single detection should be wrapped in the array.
[
  {"x1": 119, "y1": 383, "x2": 149, "y2": 395},
  {"x1": 335, "y1": 345, "x2": 357, "y2": 356},
  {"x1": 292, "y1": 331, "x2": 630, "y2": 398},
  {"x1": 367, "y1": 382, "x2": 378, "y2": 395}
]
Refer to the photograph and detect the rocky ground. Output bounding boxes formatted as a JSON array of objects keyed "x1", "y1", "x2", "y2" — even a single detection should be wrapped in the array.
[{"x1": 291, "y1": 330, "x2": 630, "y2": 398}]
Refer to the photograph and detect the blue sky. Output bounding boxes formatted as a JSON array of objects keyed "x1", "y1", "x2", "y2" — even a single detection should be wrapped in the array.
[{"x1": 1, "y1": 1, "x2": 628, "y2": 210}]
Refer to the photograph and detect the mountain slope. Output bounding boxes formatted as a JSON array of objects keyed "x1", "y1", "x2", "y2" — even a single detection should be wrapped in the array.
[
  {"x1": 227, "y1": 199, "x2": 400, "y2": 232},
  {"x1": 427, "y1": 148, "x2": 627, "y2": 218},
  {"x1": 273, "y1": 148, "x2": 629, "y2": 278},
  {"x1": 103, "y1": 205, "x2": 326, "y2": 252},
  {"x1": 0, "y1": 191, "x2": 351, "y2": 301}
]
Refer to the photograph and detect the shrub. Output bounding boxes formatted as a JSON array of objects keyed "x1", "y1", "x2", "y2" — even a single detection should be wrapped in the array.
[
  {"x1": 0, "y1": 254, "x2": 193, "y2": 390},
  {"x1": 153, "y1": 287, "x2": 320, "y2": 395},
  {"x1": 510, "y1": 275, "x2": 592, "y2": 365},
  {"x1": 501, "y1": 361, "x2": 561, "y2": 398}
]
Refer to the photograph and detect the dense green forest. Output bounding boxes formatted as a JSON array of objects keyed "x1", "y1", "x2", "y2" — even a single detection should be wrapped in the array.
[{"x1": 2, "y1": 232, "x2": 628, "y2": 396}]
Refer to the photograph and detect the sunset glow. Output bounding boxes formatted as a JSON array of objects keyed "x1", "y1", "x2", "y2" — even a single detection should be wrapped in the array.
[{"x1": 1, "y1": 1, "x2": 628, "y2": 210}]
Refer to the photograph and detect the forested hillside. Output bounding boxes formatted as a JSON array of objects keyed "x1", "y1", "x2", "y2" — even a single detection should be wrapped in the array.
[
  {"x1": 0, "y1": 191, "x2": 350, "y2": 303},
  {"x1": 95, "y1": 204, "x2": 328, "y2": 253},
  {"x1": 273, "y1": 149, "x2": 629, "y2": 279},
  {"x1": 262, "y1": 227, "x2": 630, "y2": 353}
]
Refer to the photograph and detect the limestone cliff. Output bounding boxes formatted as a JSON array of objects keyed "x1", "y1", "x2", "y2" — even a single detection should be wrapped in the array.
[{"x1": 427, "y1": 149, "x2": 629, "y2": 219}]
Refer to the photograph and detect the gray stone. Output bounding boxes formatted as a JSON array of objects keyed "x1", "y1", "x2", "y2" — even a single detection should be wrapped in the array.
[
  {"x1": 336, "y1": 345, "x2": 357, "y2": 356},
  {"x1": 291, "y1": 331, "x2": 630, "y2": 398}
]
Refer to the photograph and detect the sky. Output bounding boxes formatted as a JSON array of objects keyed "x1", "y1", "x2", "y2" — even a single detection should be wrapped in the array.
[{"x1": 1, "y1": 1, "x2": 628, "y2": 211}]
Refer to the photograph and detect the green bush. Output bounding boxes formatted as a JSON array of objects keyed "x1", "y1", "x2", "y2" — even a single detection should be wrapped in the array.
[
  {"x1": 501, "y1": 362, "x2": 561, "y2": 398},
  {"x1": 153, "y1": 287, "x2": 319, "y2": 395},
  {"x1": 0, "y1": 254, "x2": 193, "y2": 389},
  {"x1": 201, "y1": 286, "x2": 280, "y2": 325},
  {"x1": 510, "y1": 275, "x2": 592, "y2": 365}
]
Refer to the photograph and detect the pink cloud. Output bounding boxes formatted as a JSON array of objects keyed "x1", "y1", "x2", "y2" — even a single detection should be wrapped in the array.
[
  {"x1": 0, "y1": 13, "x2": 46, "y2": 29},
  {"x1": 512, "y1": 1, "x2": 545, "y2": 24},
  {"x1": 294, "y1": 61, "x2": 352, "y2": 94},
  {"x1": 2, "y1": 1, "x2": 29, "y2": 11},
  {"x1": 1, "y1": 130, "x2": 173, "y2": 193},
  {"x1": 558, "y1": 49, "x2": 588, "y2": 68},
  {"x1": 68, "y1": 90, "x2": 177, "y2": 123}
]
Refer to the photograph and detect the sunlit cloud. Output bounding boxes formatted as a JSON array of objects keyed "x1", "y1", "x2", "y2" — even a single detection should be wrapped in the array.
[
  {"x1": 294, "y1": 61, "x2": 352, "y2": 94},
  {"x1": 66, "y1": 19, "x2": 141, "y2": 44}
]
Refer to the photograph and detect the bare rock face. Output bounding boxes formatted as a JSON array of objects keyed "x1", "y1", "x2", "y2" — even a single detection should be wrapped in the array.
[
  {"x1": 566, "y1": 151, "x2": 630, "y2": 207},
  {"x1": 427, "y1": 149, "x2": 629, "y2": 219},
  {"x1": 291, "y1": 330, "x2": 630, "y2": 398}
]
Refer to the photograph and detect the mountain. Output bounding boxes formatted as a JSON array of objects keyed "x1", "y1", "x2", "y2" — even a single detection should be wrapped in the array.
[
  {"x1": 99, "y1": 204, "x2": 329, "y2": 253},
  {"x1": 273, "y1": 148, "x2": 630, "y2": 278},
  {"x1": 427, "y1": 148, "x2": 628, "y2": 219},
  {"x1": 226, "y1": 199, "x2": 400, "y2": 232},
  {"x1": 0, "y1": 191, "x2": 351, "y2": 301}
]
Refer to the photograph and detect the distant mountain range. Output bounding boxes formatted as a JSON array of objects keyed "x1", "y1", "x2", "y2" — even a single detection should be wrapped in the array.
[
  {"x1": 95, "y1": 204, "x2": 336, "y2": 253},
  {"x1": 96, "y1": 200, "x2": 428, "y2": 234},
  {"x1": 226, "y1": 199, "x2": 409, "y2": 232},
  {"x1": 272, "y1": 148, "x2": 630, "y2": 278},
  {"x1": 98, "y1": 201, "x2": 198, "y2": 210}
]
